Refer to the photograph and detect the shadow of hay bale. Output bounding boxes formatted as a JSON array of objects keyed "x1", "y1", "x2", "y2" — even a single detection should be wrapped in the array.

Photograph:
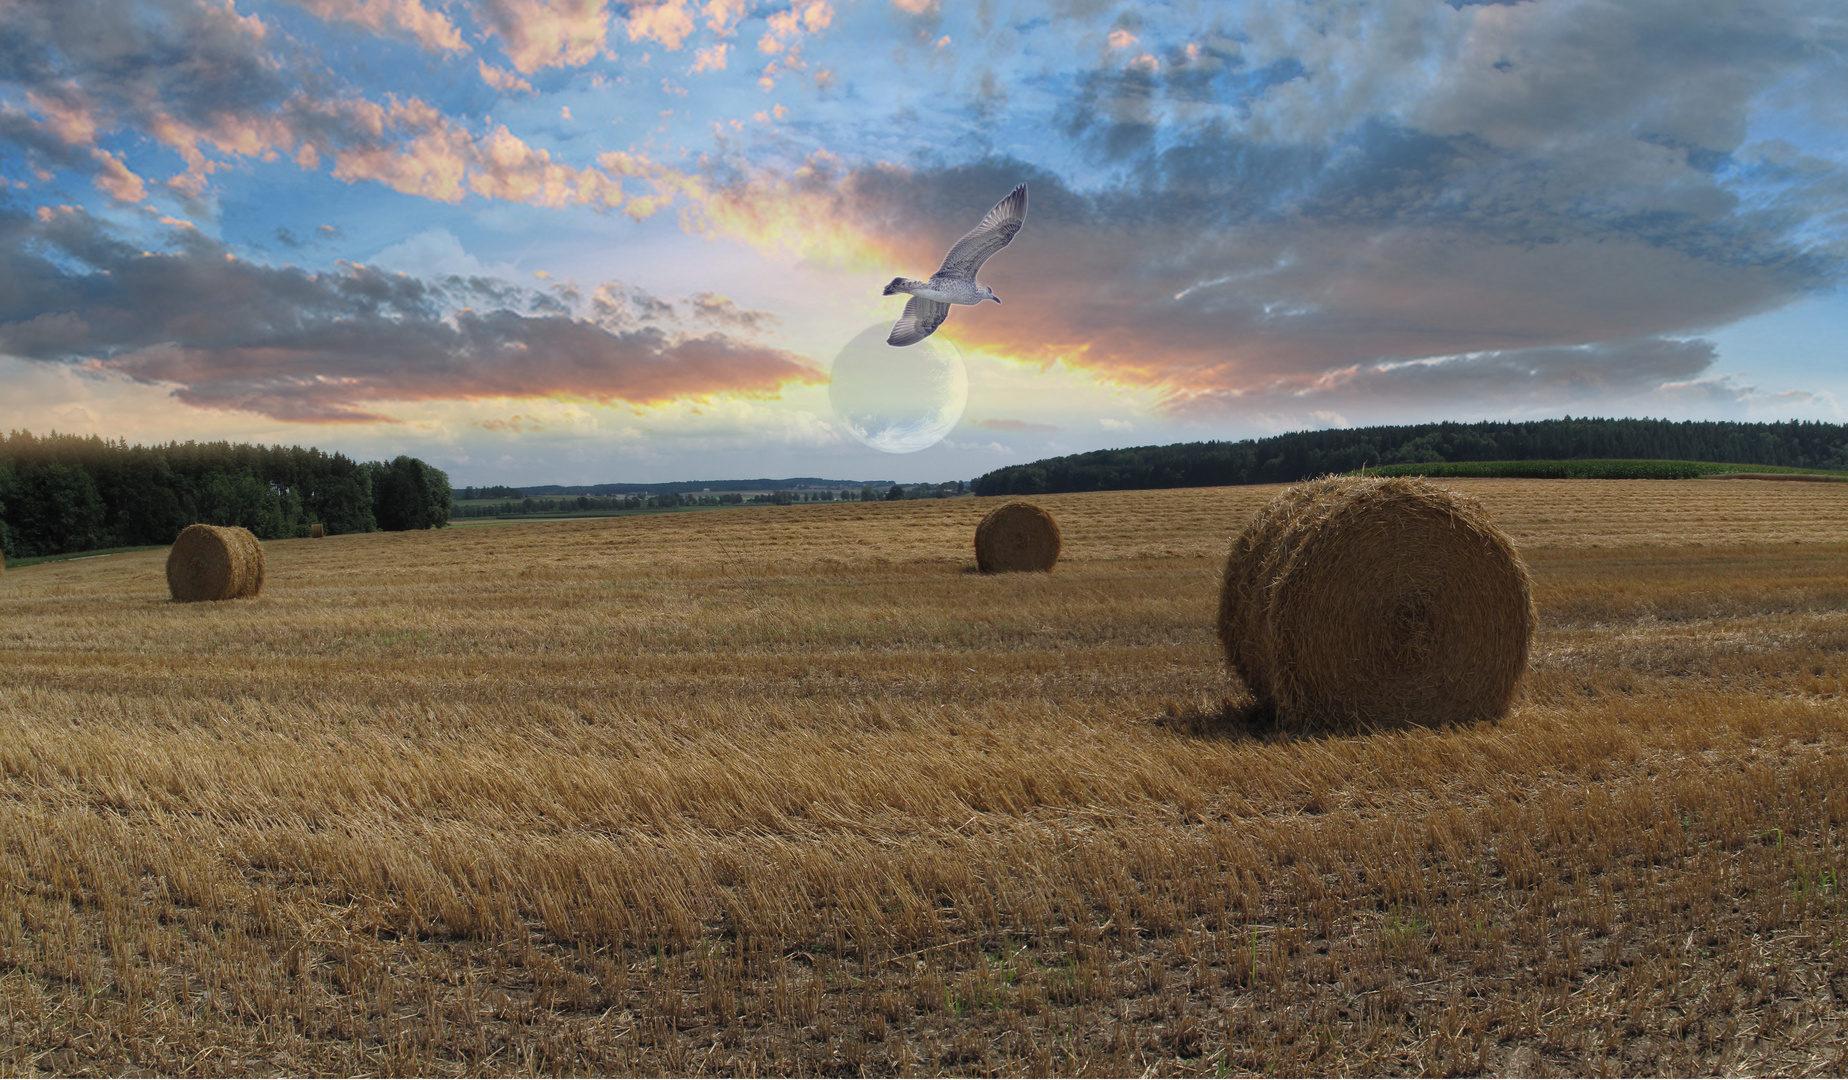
[{"x1": 1148, "y1": 695, "x2": 1281, "y2": 743}]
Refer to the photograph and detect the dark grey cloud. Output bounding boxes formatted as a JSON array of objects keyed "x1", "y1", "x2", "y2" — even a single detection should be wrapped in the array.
[
  {"x1": 1166, "y1": 338, "x2": 1721, "y2": 419},
  {"x1": 824, "y1": 155, "x2": 1814, "y2": 403},
  {"x1": 821, "y1": 0, "x2": 1847, "y2": 415},
  {"x1": 0, "y1": 207, "x2": 820, "y2": 422},
  {"x1": 0, "y1": 105, "x2": 90, "y2": 167},
  {"x1": 0, "y1": 0, "x2": 292, "y2": 175}
]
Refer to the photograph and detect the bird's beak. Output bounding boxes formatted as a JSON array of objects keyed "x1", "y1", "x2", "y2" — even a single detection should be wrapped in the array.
[{"x1": 990, "y1": 295, "x2": 1002, "y2": 304}]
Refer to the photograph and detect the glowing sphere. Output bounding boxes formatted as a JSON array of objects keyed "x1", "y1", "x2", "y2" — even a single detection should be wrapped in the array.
[{"x1": 827, "y1": 321, "x2": 968, "y2": 454}]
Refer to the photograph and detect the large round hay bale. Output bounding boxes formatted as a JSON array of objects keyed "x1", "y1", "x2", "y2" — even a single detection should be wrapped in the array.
[
  {"x1": 1218, "y1": 476, "x2": 1532, "y2": 732},
  {"x1": 309, "y1": 523, "x2": 325, "y2": 539},
  {"x1": 166, "y1": 524, "x2": 266, "y2": 602},
  {"x1": 974, "y1": 501, "x2": 1061, "y2": 573}
]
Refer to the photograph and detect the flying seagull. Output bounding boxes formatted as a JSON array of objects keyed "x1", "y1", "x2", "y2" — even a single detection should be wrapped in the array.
[{"x1": 882, "y1": 183, "x2": 1027, "y2": 347}]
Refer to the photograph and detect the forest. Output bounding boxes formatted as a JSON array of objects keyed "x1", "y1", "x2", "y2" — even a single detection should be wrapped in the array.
[
  {"x1": 0, "y1": 431, "x2": 450, "y2": 559},
  {"x1": 971, "y1": 417, "x2": 1848, "y2": 496}
]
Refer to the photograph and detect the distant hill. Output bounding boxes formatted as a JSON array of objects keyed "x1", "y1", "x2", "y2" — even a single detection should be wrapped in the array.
[
  {"x1": 971, "y1": 418, "x2": 1848, "y2": 496},
  {"x1": 460, "y1": 478, "x2": 894, "y2": 499}
]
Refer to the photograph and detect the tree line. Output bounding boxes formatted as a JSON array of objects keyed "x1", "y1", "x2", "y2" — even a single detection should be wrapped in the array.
[
  {"x1": 971, "y1": 418, "x2": 1848, "y2": 496},
  {"x1": 0, "y1": 431, "x2": 451, "y2": 559}
]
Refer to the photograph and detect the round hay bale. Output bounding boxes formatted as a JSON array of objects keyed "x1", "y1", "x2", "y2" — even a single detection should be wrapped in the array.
[
  {"x1": 1218, "y1": 476, "x2": 1532, "y2": 732},
  {"x1": 974, "y1": 501, "x2": 1061, "y2": 573},
  {"x1": 309, "y1": 523, "x2": 325, "y2": 538},
  {"x1": 166, "y1": 524, "x2": 266, "y2": 602}
]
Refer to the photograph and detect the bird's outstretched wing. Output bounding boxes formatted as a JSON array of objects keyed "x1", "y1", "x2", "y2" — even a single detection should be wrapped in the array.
[
  {"x1": 934, "y1": 183, "x2": 1027, "y2": 281},
  {"x1": 887, "y1": 295, "x2": 951, "y2": 347}
]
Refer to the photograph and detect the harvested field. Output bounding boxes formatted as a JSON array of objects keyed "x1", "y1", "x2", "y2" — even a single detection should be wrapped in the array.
[{"x1": 0, "y1": 478, "x2": 1845, "y2": 1075}]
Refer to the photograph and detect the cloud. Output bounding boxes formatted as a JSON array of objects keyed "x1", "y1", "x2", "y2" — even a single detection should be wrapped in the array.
[
  {"x1": 702, "y1": 0, "x2": 748, "y2": 35},
  {"x1": 0, "y1": 0, "x2": 577, "y2": 210},
  {"x1": 478, "y1": 62, "x2": 535, "y2": 94},
  {"x1": 283, "y1": 0, "x2": 465, "y2": 51},
  {"x1": 627, "y1": 0, "x2": 696, "y2": 50},
  {"x1": 476, "y1": 0, "x2": 610, "y2": 73},
  {"x1": 89, "y1": 149, "x2": 147, "y2": 203},
  {"x1": 1165, "y1": 337, "x2": 1720, "y2": 418},
  {"x1": 24, "y1": 89, "x2": 100, "y2": 147},
  {"x1": 677, "y1": 104, "x2": 1838, "y2": 413},
  {"x1": 0, "y1": 207, "x2": 822, "y2": 422},
  {"x1": 2, "y1": 0, "x2": 293, "y2": 195},
  {"x1": 687, "y1": 291, "x2": 776, "y2": 332},
  {"x1": 654, "y1": 0, "x2": 1836, "y2": 421},
  {"x1": 690, "y1": 42, "x2": 729, "y2": 73},
  {"x1": 752, "y1": 0, "x2": 833, "y2": 88},
  {"x1": 0, "y1": 0, "x2": 707, "y2": 218},
  {"x1": 972, "y1": 418, "x2": 1059, "y2": 433}
]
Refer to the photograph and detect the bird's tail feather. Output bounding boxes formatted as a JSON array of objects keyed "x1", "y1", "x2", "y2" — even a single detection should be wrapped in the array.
[{"x1": 883, "y1": 277, "x2": 924, "y2": 296}]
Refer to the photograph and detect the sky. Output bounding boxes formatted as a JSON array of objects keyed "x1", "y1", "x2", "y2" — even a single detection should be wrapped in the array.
[{"x1": 1, "y1": 0, "x2": 1845, "y2": 485}]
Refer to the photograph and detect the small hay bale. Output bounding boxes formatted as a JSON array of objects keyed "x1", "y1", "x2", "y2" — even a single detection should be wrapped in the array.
[
  {"x1": 1218, "y1": 476, "x2": 1532, "y2": 732},
  {"x1": 166, "y1": 524, "x2": 266, "y2": 602},
  {"x1": 974, "y1": 501, "x2": 1062, "y2": 573},
  {"x1": 309, "y1": 523, "x2": 325, "y2": 538}
]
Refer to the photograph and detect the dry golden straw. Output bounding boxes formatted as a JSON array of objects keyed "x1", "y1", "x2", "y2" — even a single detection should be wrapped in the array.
[
  {"x1": 166, "y1": 524, "x2": 266, "y2": 602},
  {"x1": 310, "y1": 523, "x2": 325, "y2": 538},
  {"x1": 1219, "y1": 476, "x2": 1533, "y2": 731},
  {"x1": 974, "y1": 501, "x2": 1062, "y2": 573}
]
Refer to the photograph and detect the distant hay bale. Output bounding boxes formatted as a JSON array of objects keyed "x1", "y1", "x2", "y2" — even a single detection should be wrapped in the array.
[
  {"x1": 1218, "y1": 476, "x2": 1533, "y2": 732},
  {"x1": 974, "y1": 501, "x2": 1062, "y2": 573},
  {"x1": 309, "y1": 523, "x2": 325, "y2": 538},
  {"x1": 166, "y1": 525, "x2": 266, "y2": 602}
]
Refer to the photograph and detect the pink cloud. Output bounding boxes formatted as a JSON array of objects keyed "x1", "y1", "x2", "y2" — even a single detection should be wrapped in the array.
[
  {"x1": 283, "y1": 0, "x2": 465, "y2": 51},
  {"x1": 702, "y1": 0, "x2": 747, "y2": 34},
  {"x1": 469, "y1": 125, "x2": 625, "y2": 207},
  {"x1": 89, "y1": 149, "x2": 146, "y2": 202},
  {"x1": 477, "y1": 0, "x2": 610, "y2": 73},
  {"x1": 627, "y1": 0, "x2": 696, "y2": 50},
  {"x1": 25, "y1": 89, "x2": 99, "y2": 146},
  {"x1": 477, "y1": 62, "x2": 535, "y2": 94}
]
